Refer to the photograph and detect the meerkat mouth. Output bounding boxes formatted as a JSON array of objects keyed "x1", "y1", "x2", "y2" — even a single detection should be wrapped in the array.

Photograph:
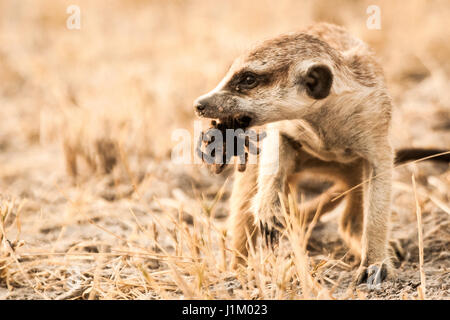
[
  {"x1": 215, "y1": 114, "x2": 253, "y2": 130},
  {"x1": 196, "y1": 108, "x2": 254, "y2": 128},
  {"x1": 235, "y1": 115, "x2": 253, "y2": 129}
]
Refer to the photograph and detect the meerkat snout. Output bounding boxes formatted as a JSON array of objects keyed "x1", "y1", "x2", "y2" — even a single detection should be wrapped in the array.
[
  {"x1": 192, "y1": 93, "x2": 226, "y2": 119},
  {"x1": 193, "y1": 98, "x2": 208, "y2": 114},
  {"x1": 193, "y1": 91, "x2": 256, "y2": 125}
]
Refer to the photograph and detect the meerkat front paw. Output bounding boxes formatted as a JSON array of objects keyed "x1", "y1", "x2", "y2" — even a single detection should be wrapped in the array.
[
  {"x1": 254, "y1": 204, "x2": 285, "y2": 248},
  {"x1": 258, "y1": 217, "x2": 284, "y2": 248}
]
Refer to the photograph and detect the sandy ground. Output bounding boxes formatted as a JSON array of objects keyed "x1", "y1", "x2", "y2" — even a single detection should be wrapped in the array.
[{"x1": 0, "y1": 0, "x2": 449, "y2": 299}]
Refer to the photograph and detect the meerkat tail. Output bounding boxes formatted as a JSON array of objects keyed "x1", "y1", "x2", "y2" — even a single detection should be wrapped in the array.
[{"x1": 395, "y1": 148, "x2": 450, "y2": 164}]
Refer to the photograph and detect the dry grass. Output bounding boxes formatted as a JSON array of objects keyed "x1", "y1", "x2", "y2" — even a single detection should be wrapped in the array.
[
  {"x1": 412, "y1": 175, "x2": 426, "y2": 299},
  {"x1": 0, "y1": 0, "x2": 449, "y2": 299},
  {"x1": 0, "y1": 191, "x2": 344, "y2": 299}
]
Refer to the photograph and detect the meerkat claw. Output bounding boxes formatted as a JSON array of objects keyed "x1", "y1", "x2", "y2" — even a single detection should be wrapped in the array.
[
  {"x1": 258, "y1": 218, "x2": 284, "y2": 248},
  {"x1": 355, "y1": 263, "x2": 388, "y2": 290}
]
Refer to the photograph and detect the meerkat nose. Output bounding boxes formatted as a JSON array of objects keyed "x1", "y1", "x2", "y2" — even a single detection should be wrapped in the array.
[
  {"x1": 195, "y1": 103, "x2": 205, "y2": 111},
  {"x1": 194, "y1": 100, "x2": 207, "y2": 112}
]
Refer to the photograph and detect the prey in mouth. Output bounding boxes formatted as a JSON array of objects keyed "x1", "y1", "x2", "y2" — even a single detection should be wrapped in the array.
[{"x1": 195, "y1": 115, "x2": 266, "y2": 174}]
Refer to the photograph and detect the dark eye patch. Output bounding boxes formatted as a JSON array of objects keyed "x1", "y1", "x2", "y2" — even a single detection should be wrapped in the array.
[{"x1": 226, "y1": 70, "x2": 270, "y2": 93}]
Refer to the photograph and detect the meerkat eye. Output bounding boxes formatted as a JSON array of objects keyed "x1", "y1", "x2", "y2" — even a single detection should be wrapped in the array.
[
  {"x1": 239, "y1": 73, "x2": 258, "y2": 89},
  {"x1": 244, "y1": 75, "x2": 256, "y2": 85}
]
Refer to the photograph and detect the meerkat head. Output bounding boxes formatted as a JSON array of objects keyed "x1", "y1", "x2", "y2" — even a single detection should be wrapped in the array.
[{"x1": 194, "y1": 33, "x2": 340, "y2": 126}]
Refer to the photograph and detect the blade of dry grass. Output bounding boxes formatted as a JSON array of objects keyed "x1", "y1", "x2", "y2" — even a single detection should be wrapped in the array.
[{"x1": 411, "y1": 174, "x2": 426, "y2": 300}]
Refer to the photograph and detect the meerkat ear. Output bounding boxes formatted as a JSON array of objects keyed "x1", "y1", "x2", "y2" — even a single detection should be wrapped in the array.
[{"x1": 304, "y1": 64, "x2": 333, "y2": 99}]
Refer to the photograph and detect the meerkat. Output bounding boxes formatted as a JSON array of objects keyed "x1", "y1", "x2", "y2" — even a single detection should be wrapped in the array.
[{"x1": 193, "y1": 23, "x2": 449, "y2": 287}]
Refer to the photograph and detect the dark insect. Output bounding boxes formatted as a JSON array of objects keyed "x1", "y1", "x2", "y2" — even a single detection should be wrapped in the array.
[{"x1": 196, "y1": 116, "x2": 266, "y2": 174}]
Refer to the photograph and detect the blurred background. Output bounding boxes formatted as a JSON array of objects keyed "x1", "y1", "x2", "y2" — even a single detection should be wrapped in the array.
[
  {"x1": 1, "y1": 0, "x2": 449, "y2": 160},
  {"x1": 0, "y1": 0, "x2": 449, "y2": 299}
]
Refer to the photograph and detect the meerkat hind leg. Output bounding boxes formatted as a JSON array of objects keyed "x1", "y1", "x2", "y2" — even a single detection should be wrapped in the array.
[{"x1": 305, "y1": 160, "x2": 393, "y2": 288}]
